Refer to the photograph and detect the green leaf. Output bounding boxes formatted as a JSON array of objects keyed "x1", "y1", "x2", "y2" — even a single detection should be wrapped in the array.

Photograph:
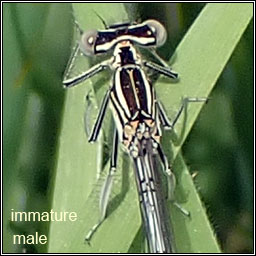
[
  {"x1": 48, "y1": 3, "x2": 252, "y2": 253},
  {"x1": 161, "y1": 3, "x2": 253, "y2": 160},
  {"x1": 47, "y1": 3, "x2": 131, "y2": 253},
  {"x1": 3, "y1": 3, "x2": 72, "y2": 253},
  {"x1": 170, "y1": 153, "x2": 220, "y2": 253}
]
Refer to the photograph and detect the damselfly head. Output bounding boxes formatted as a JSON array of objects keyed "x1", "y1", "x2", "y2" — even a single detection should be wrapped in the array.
[
  {"x1": 79, "y1": 29, "x2": 98, "y2": 56},
  {"x1": 79, "y1": 19, "x2": 167, "y2": 57},
  {"x1": 143, "y1": 20, "x2": 167, "y2": 47}
]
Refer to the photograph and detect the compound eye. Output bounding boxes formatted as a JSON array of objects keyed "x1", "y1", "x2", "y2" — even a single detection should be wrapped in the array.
[
  {"x1": 144, "y1": 19, "x2": 167, "y2": 47},
  {"x1": 79, "y1": 30, "x2": 98, "y2": 56}
]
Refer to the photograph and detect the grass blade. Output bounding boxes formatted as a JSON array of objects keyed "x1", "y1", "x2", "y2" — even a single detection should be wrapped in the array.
[{"x1": 48, "y1": 3, "x2": 252, "y2": 253}]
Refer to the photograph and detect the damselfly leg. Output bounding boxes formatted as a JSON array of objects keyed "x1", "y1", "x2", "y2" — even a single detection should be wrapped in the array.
[
  {"x1": 156, "y1": 101, "x2": 173, "y2": 129},
  {"x1": 156, "y1": 97, "x2": 209, "y2": 216},
  {"x1": 63, "y1": 60, "x2": 110, "y2": 88},
  {"x1": 85, "y1": 129, "x2": 118, "y2": 243},
  {"x1": 88, "y1": 89, "x2": 111, "y2": 142},
  {"x1": 170, "y1": 97, "x2": 209, "y2": 130},
  {"x1": 144, "y1": 61, "x2": 178, "y2": 79},
  {"x1": 148, "y1": 48, "x2": 173, "y2": 68}
]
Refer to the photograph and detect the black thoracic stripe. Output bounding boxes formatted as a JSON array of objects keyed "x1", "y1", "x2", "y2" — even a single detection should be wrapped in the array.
[
  {"x1": 133, "y1": 68, "x2": 147, "y2": 115},
  {"x1": 115, "y1": 68, "x2": 138, "y2": 118},
  {"x1": 112, "y1": 69, "x2": 134, "y2": 120},
  {"x1": 121, "y1": 68, "x2": 138, "y2": 116}
]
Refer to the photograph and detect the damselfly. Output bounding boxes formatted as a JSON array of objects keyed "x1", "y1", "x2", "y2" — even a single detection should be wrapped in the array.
[{"x1": 63, "y1": 19, "x2": 207, "y2": 253}]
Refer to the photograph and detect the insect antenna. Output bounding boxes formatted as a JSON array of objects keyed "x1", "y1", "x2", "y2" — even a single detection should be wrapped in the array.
[{"x1": 93, "y1": 10, "x2": 108, "y2": 29}]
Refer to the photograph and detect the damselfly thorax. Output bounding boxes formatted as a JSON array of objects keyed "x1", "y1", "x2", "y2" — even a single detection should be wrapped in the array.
[{"x1": 107, "y1": 41, "x2": 160, "y2": 154}]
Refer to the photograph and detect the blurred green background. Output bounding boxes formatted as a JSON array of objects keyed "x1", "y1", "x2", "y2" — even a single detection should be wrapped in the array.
[{"x1": 3, "y1": 3, "x2": 253, "y2": 253}]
